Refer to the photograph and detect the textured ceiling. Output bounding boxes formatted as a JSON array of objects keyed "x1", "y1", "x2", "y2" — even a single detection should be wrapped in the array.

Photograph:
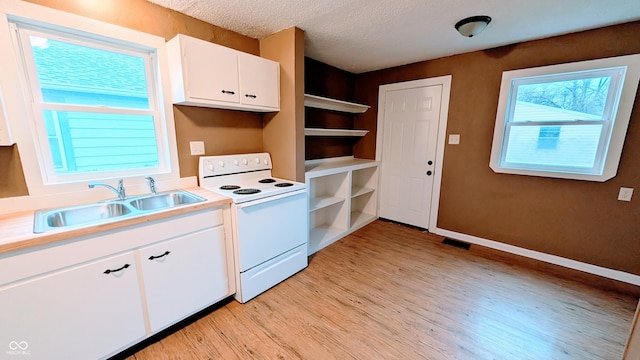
[{"x1": 148, "y1": 0, "x2": 640, "y2": 74}]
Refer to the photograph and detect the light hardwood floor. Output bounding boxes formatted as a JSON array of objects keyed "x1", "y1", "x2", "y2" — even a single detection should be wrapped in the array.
[{"x1": 123, "y1": 220, "x2": 638, "y2": 360}]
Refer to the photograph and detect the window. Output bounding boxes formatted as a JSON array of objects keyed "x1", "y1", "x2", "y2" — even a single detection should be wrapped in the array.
[
  {"x1": 14, "y1": 23, "x2": 170, "y2": 184},
  {"x1": 490, "y1": 54, "x2": 640, "y2": 181},
  {"x1": 0, "y1": 2, "x2": 179, "y2": 197}
]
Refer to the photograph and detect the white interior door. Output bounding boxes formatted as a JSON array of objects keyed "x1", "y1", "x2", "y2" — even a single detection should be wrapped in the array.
[{"x1": 379, "y1": 85, "x2": 442, "y2": 228}]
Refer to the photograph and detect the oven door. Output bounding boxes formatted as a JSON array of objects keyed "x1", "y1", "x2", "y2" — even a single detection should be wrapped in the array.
[{"x1": 234, "y1": 190, "x2": 307, "y2": 272}]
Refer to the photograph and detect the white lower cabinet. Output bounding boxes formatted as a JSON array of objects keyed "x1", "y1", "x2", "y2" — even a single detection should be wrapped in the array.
[
  {"x1": 139, "y1": 226, "x2": 229, "y2": 333},
  {"x1": 0, "y1": 252, "x2": 145, "y2": 360},
  {"x1": 0, "y1": 207, "x2": 233, "y2": 360}
]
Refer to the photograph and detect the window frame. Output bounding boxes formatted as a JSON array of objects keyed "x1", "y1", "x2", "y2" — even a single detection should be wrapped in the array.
[
  {"x1": 489, "y1": 54, "x2": 640, "y2": 182},
  {"x1": 0, "y1": 2, "x2": 180, "y2": 196},
  {"x1": 16, "y1": 24, "x2": 170, "y2": 184}
]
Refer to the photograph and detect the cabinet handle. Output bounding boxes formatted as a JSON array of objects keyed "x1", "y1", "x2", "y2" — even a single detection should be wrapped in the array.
[
  {"x1": 103, "y1": 264, "x2": 130, "y2": 274},
  {"x1": 244, "y1": 94, "x2": 257, "y2": 99},
  {"x1": 148, "y1": 251, "x2": 171, "y2": 260},
  {"x1": 221, "y1": 90, "x2": 235, "y2": 95}
]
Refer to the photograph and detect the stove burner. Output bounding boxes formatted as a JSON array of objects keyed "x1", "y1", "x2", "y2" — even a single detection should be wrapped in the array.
[
  {"x1": 259, "y1": 178, "x2": 276, "y2": 183},
  {"x1": 233, "y1": 188, "x2": 262, "y2": 195},
  {"x1": 275, "y1": 183, "x2": 294, "y2": 187},
  {"x1": 220, "y1": 185, "x2": 241, "y2": 190}
]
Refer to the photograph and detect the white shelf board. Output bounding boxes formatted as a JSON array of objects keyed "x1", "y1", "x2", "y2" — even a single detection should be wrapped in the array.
[
  {"x1": 309, "y1": 225, "x2": 347, "y2": 253},
  {"x1": 304, "y1": 128, "x2": 369, "y2": 137},
  {"x1": 351, "y1": 186, "x2": 375, "y2": 198},
  {"x1": 305, "y1": 157, "x2": 379, "y2": 178},
  {"x1": 309, "y1": 196, "x2": 345, "y2": 212},
  {"x1": 304, "y1": 94, "x2": 370, "y2": 113},
  {"x1": 350, "y1": 211, "x2": 377, "y2": 229}
]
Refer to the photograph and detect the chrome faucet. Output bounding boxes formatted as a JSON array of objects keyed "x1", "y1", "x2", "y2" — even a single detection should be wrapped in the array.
[
  {"x1": 88, "y1": 179, "x2": 126, "y2": 201},
  {"x1": 145, "y1": 176, "x2": 157, "y2": 195}
]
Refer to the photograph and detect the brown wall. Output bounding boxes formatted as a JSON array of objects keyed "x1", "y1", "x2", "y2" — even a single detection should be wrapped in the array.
[
  {"x1": 0, "y1": 0, "x2": 266, "y2": 198},
  {"x1": 355, "y1": 21, "x2": 640, "y2": 275},
  {"x1": 0, "y1": 145, "x2": 28, "y2": 197},
  {"x1": 305, "y1": 58, "x2": 361, "y2": 160}
]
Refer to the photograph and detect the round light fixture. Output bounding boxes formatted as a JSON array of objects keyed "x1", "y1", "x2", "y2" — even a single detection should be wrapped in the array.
[{"x1": 455, "y1": 15, "x2": 492, "y2": 37}]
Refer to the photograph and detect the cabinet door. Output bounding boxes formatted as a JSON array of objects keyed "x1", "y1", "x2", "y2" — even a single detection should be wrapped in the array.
[
  {"x1": 238, "y1": 53, "x2": 280, "y2": 109},
  {"x1": 0, "y1": 252, "x2": 145, "y2": 360},
  {"x1": 139, "y1": 226, "x2": 230, "y2": 333},
  {"x1": 182, "y1": 36, "x2": 239, "y2": 104}
]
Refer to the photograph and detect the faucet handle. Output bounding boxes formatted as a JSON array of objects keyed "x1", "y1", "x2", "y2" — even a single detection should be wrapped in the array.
[
  {"x1": 116, "y1": 179, "x2": 126, "y2": 200},
  {"x1": 145, "y1": 176, "x2": 157, "y2": 195}
]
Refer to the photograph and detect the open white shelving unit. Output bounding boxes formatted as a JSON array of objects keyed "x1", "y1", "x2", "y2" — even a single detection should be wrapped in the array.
[
  {"x1": 304, "y1": 94, "x2": 369, "y2": 113},
  {"x1": 305, "y1": 157, "x2": 379, "y2": 255},
  {"x1": 304, "y1": 128, "x2": 369, "y2": 137},
  {"x1": 304, "y1": 94, "x2": 370, "y2": 137}
]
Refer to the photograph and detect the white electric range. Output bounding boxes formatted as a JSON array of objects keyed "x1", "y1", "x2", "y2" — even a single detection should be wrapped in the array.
[{"x1": 198, "y1": 153, "x2": 308, "y2": 303}]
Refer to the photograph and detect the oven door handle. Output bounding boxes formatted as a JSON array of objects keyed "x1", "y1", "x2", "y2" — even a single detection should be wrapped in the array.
[{"x1": 236, "y1": 190, "x2": 306, "y2": 208}]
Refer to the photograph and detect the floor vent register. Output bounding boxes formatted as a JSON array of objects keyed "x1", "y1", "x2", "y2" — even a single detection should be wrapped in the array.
[{"x1": 442, "y1": 238, "x2": 471, "y2": 250}]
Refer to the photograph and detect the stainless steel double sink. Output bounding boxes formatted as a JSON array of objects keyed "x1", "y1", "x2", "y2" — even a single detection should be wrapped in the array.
[{"x1": 33, "y1": 190, "x2": 206, "y2": 233}]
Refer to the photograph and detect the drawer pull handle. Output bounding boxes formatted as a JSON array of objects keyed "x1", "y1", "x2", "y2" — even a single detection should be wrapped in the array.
[
  {"x1": 148, "y1": 251, "x2": 171, "y2": 260},
  {"x1": 103, "y1": 264, "x2": 130, "y2": 274},
  {"x1": 245, "y1": 94, "x2": 257, "y2": 99},
  {"x1": 221, "y1": 90, "x2": 235, "y2": 95}
]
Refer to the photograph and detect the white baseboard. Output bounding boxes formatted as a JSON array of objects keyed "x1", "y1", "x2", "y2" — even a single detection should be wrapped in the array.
[{"x1": 432, "y1": 227, "x2": 640, "y2": 286}]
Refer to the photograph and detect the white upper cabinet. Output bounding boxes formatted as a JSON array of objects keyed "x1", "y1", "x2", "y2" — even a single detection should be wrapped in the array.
[
  {"x1": 238, "y1": 52, "x2": 280, "y2": 109},
  {"x1": 167, "y1": 34, "x2": 280, "y2": 112},
  {"x1": 180, "y1": 36, "x2": 239, "y2": 104}
]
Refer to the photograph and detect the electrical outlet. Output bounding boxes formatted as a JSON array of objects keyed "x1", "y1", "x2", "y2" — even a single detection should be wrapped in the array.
[
  {"x1": 448, "y1": 134, "x2": 460, "y2": 145},
  {"x1": 189, "y1": 141, "x2": 205, "y2": 156},
  {"x1": 618, "y1": 187, "x2": 633, "y2": 202}
]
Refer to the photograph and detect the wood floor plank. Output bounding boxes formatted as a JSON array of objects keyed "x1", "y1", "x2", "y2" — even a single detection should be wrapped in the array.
[{"x1": 124, "y1": 220, "x2": 638, "y2": 360}]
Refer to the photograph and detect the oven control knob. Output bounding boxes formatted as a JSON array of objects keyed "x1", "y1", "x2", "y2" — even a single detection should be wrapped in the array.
[
  {"x1": 233, "y1": 160, "x2": 239, "y2": 166},
  {"x1": 218, "y1": 161, "x2": 225, "y2": 167},
  {"x1": 263, "y1": 159, "x2": 268, "y2": 165},
  {"x1": 255, "y1": 158, "x2": 260, "y2": 164},
  {"x1": 242, "y1": 158, "x2": 248, "y2": 165},
  {"x1": 207, "y1": 163, "x2": 214, "y2": 171}
]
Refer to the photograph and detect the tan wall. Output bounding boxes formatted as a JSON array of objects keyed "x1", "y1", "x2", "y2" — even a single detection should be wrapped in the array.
[
  {"x1": 0, "y1": 145, "x2": 28, "y2": 197},
  {"x1": 0, "y1": 0, "x2": 265, "y2": 198},
  {"x1": 355, "y1": 21, "x2": 640, "y2": 275},
  {"x1": 260, "y1": 27, "x2": 306, "y2": 182}
]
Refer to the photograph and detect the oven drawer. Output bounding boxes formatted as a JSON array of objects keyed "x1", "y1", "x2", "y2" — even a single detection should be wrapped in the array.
[
  {"x1": 237, "y1": 243, "x2": 307, "y2": 303},
  {"x1": 234, "y1": 190, "x2": 308, "y2": 272}
]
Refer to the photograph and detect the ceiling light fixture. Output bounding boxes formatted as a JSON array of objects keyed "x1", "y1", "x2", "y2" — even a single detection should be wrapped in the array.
[{"x1": 455, "y1": 15, "x2": 492, "y2": 37}]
